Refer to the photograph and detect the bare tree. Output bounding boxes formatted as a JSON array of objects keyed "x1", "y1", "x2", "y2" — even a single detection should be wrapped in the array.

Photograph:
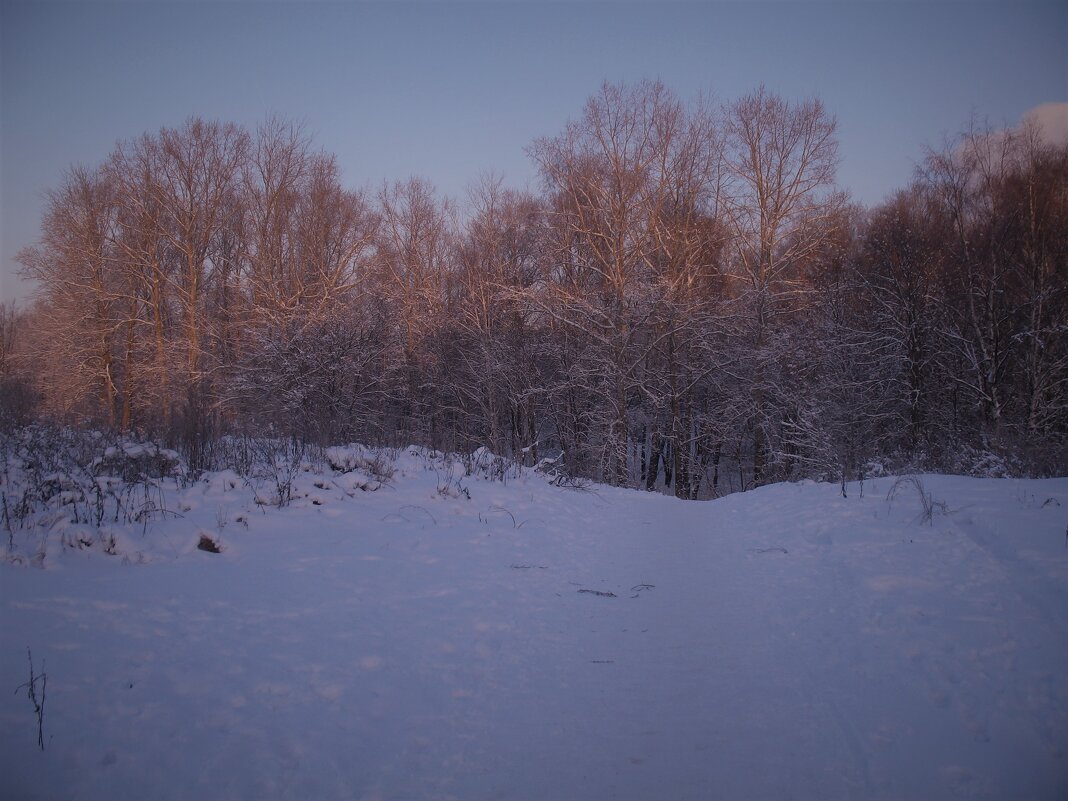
[
  {"x1": 18, "y1": 165, "x2": 123, "y2": 424},
  {"x1": 153, "y1": 119, "x2": 248, "y2": 392},
  {"x1": 447, "y1": 175, "x2": 545, "y2": 456},
  {"x1": 530, "y1": 80, "x2": 707, "y2": 485},
  {"x1": 723, "y1": 86, "x2": 842, "y2": 484},
  {"x1": 0, "y1": 303, "x2": 38, "y2": 427},
  {"x1": 923, "y1": 117, "x2": 1068, "y2": 462},
  {"x1": 853, "y1": 188, "x2": 947, "y2": 454},
  {"x1": 0, "y1": 302, "x2": 21, "y2": 380},
  {"x1": 230, "y1": 119, "x2": 381, "y2": 443},
  {"x1": 107, "y1": 133, "x2": 174, "y2": 429}
]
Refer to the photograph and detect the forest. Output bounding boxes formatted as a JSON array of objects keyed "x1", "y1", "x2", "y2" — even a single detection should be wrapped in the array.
[{"x1": 4, "y1": 81, "x2": 1067, "y2": 497}]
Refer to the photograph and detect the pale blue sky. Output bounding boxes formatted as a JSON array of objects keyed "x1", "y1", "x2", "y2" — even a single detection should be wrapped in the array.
[{"x1": 2, "y1": 0, "x2": 1065, "y2": 302}]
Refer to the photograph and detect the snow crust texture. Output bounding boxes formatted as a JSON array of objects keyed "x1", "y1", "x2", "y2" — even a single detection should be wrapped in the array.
[{"x1": 2, "y1": 451, "x2": 1066, "y2": 800}]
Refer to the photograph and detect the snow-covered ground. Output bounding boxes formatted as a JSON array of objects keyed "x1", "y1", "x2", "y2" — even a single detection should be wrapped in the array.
[{"x1": 2, "y1": 448, "x2": 1066, "y2": 800}]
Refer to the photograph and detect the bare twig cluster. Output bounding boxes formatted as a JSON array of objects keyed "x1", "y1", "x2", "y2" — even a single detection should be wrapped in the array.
[{"x1": 887, "y1": 476, "x2": 948, "y2": 525}]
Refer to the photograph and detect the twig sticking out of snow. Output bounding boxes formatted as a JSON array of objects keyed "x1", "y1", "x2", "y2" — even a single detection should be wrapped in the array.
[{"x1": 14, "y1": 649, "x2": 46, "y2": 750}]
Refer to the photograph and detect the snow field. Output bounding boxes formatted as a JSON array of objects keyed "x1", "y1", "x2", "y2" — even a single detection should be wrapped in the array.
[{"x1": 2, "y1": 449, "x2": 1066, "y2": 800}]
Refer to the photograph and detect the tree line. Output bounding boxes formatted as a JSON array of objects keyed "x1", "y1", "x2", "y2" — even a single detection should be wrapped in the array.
[{"x1": 6, "y1": 81, "x2": 1067, "y2": 494}]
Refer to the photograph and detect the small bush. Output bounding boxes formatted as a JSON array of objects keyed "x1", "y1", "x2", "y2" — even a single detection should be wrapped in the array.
[
  {"x1": 464, "y1": 446, "x2": 522, "y2": 483},
  {"x1": 887, "y1": 476, "x2": 947, "y2": 525},
  {"x1": 325, "y1": 444, "x2": 396, "y2": 483}
]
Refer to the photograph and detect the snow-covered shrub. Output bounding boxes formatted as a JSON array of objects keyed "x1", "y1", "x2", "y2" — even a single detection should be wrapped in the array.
[
  {"x1": 863, "y1": 461, "x2": 887, "y2": 478},
  {"x1": 463, "y1": 446, "x2": 522, "y2": 483},
  {"x1": 534, "y1": 452, "x2": 591, "y2": 490},
  {"x1": 435, "y1": 456, "x2": 470, "y2": 500},
  {"x1": 1, "y1": 425, "x2": 184, "y2": 562},
  {"x1": 212, "y1": 435, "x2": 259, "y2": 478},
  {"x1": 91, "y1": 442, "x2": 182, "y2": 483},
  {"x1": 949, "y1": 446, "x2": 1022, "y2": 479},
  {"x1": 325, "y1": 444, "x2": 396, "y2": 483},
  {"x1": 249, "y1": 438, "x2": 305, "y2": 508}
]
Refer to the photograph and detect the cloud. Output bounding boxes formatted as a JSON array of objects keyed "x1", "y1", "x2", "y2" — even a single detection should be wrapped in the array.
[
  {"x1": 1022, "y1": 102, "x2": 1068, "y2": 146},
  {"x1": 952, "y1": 102, "x2": 1068, "y2": 165}
]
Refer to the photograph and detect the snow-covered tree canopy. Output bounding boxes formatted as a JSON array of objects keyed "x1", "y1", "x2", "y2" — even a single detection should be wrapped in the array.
[{"x1": 10, "y1": 83, "x2": 1068, "y2": 491}]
